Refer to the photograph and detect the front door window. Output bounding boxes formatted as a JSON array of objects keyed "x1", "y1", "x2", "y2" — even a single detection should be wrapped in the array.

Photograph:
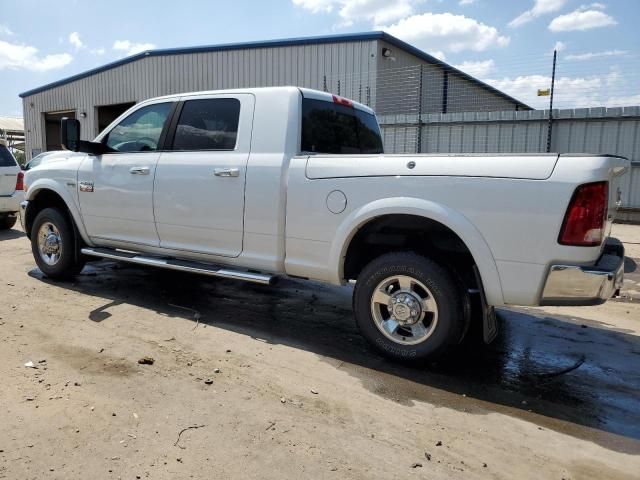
[{"x1": 104, "y1": 103, "x2": 172, "y2": 152}]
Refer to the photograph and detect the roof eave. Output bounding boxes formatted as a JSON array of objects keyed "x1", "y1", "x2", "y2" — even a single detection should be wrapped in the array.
[{"x1": 19, "y1": 31, "x2": 531, "y2": 109}]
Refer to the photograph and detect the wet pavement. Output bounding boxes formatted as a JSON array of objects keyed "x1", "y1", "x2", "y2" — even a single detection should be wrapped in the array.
[{"x1": 29, "y1": 256, "x2": 640, "y2": 455}]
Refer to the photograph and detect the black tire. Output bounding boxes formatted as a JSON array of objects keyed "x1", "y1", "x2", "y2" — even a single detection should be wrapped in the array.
[
  {"x1": 353, "y1": 252, "x2": 465, "y2": 362},
  {"x1": 30, "y1": 207, "x2": 85, "y2": 279},
  {"x1": 0, "y1": 214, "x2": 17, "y2": 230}
]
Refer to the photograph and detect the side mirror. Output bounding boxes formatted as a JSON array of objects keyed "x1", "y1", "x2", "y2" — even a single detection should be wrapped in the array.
[
  {"x1": 20, "y1": 164, "x2": 26, "y2": 171},
  {"x1": 61, "y1": 117, "x2": 80, "y2": 151}
]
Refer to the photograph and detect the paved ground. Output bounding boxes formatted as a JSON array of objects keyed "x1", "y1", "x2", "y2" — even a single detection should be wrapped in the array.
[{"x1": 1, "y1": 224, "x2": 639, "y2": 479}]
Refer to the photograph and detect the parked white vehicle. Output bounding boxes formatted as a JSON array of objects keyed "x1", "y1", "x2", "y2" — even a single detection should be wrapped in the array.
[
  {"x1": 21, "y1": 87, "x2": 629, "y2": 361},
  {"x1": 0, "y1": 140, "x2": 24, "y2": 230}
]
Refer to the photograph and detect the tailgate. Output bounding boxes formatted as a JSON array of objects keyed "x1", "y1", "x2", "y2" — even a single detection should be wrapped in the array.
[{"x1": 0, "y1": 166, "x2": 18, "y2": 196}]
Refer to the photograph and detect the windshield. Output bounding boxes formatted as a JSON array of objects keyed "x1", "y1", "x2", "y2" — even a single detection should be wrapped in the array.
[
  {"x1": 301, "y1": 98, "x2": 383, "y2": 155},
  {"x1": 26, "y1": 153, "x2": 46, "y2": 170}
]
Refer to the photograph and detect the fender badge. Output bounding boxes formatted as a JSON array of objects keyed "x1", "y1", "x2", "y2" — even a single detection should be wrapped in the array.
[{"x1": 79, "y1": 181, "x2": 94, "y2": 193}]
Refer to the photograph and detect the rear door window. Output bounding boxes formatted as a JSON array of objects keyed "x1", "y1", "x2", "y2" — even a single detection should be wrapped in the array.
[
  {"x1": 301, "y1": 98, "x2": 383, "y2": 154},
  {"x1": 172, "y1": 98, "x2": 241, "y2": 151},
  {"x1": 0, "y1": 145, "x2": 18, "y2": 167}
]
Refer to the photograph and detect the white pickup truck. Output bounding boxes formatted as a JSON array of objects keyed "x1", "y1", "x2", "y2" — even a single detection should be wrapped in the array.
[{"x1": 21, "y1": 87, "x2": 629, "y2": 361}]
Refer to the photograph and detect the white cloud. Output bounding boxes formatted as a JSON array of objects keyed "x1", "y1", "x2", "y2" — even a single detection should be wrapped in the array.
[
  {"x1": 483, "y1": 67, "x2": 637, "y2": 109},
  {"x1": 553, "y1": 41, "x2": 566, "y2": 52},
  {"x1": 69, "y1": 32, "x2": 106, "y2": 56},
  {"x1": 485, "y1": 74, "x2": 598, "y2": 108},
  {"x1": 454, "y1": 59, "x2": 495, "y2": 77},
  {"x1": 0, "y1": 40, "x2": 72, "y2": 71},
  {"x1": 548, "y1": 5, "x2": 617, "y2": 32},
  {"x1": 0, "y1": 24, "x2": 13, "y2": 36},
  {"x1": 68, "y1": 32, "x2": 84, "y2": 50},
  {"x1": 292, "y1": 0, "x2": 334, "y2": 13},
  {"x1": 113, "y1": 40, "x2": 156, "y2": 56},
  {"x1": 378, "y1": 13, "x2": 509, "y2": 53},
  {"x1": 509, "y1": 0, "x2": 568, "y2": 28},
  {"x1": 566, "y1": 49, "x2": 627, "y2": 61},
  {"x1": 605, "y1": 94, "x2": 640, "y2": 107},
  {"x1": 293, "y1": 0, "x2": 418, "y2": 25},
  {"x1": 459, "y1": 0, "x2": 476, "y2": 5}
]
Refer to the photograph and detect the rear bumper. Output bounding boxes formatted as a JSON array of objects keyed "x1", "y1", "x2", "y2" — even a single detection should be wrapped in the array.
[
  {"x1": 0, "y1": 191, "x2": 23, "y2": 214},
  {"x1": 540, "y1": 238, "x2": 625, "y2": 306}
]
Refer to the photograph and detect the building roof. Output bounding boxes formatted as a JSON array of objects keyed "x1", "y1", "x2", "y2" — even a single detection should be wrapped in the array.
[
  {"x1": 19, "y1": 31, "x2": 530, "y2": 109},
  {"x1": 0, "y1": 116, "x2": 24, "y2": 132}
]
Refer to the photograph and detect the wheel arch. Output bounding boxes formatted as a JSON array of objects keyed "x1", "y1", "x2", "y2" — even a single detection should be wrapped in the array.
[
  {"x1": 24, "y1": 181, "x2": 91, "y2": 245},
  {"x1": 329, "y1": 197, "x2": 505, "y2": 306}
]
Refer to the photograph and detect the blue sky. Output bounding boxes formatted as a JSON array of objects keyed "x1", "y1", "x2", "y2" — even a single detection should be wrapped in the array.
[{"x1": 1, "y1": 0, "x2": 638, "y2": 116}]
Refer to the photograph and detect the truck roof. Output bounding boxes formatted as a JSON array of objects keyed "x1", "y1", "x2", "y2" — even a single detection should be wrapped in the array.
[{"x1": 135, "y1": 86, "x2": 376, "y2": 115}]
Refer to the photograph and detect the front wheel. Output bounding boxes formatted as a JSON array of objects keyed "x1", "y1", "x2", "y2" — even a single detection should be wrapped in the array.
[
  {"x1": 353, "y1": 252, "x2": 465, "y2": 362},
  {"x1": 31, "y1": 208, "x2": 85, "y2": 279}
]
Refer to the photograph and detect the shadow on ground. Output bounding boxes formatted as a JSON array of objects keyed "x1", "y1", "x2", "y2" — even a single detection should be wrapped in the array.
[
  {"x1": 0, "y1": 228, "x2": 26, "y2": 241},
  {"x1": 624, "y1": 256, "x2": 637, "y2": 273},
  {"x1": 28, "y1": 259, "x2": 640, "y2": 454}
]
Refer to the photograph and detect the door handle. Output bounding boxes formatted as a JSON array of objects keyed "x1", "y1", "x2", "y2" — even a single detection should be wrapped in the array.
[
  {"x1": 214, "y1": 168, "x2": 239, "y2": 177},
  {"x1": 130, "y1": 166, "x2": 150, "y2": 175}
]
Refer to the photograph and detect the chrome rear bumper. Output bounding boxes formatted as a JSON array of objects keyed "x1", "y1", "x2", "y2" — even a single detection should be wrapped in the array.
[{"x1": 540, "y1": 238, "x2": 625, "y2": 306}]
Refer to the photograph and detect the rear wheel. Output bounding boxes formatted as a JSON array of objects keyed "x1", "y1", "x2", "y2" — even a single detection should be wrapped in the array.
[
  {"x1": 0, "y1": 214, "x2": 17, "y2": 230},
  {"x1": 353, "y1": 252, "x2": 465, "y2": 362},
  {"x1": 30, "y1": 208, "x2": 85, "y2": 279}
]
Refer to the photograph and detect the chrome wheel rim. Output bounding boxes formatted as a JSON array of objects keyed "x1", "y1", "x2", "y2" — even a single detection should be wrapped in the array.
[
  {"x1": 370, "y1": 275, "x2": 438, "y2": 346},
  {"x1": 37, "y1": 222, "x2": 62, "y2": 266}
]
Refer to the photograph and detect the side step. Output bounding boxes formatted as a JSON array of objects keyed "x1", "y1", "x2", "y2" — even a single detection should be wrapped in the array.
[{"x1": 80, "y1": 247, "x2": 275, "y2": 285}]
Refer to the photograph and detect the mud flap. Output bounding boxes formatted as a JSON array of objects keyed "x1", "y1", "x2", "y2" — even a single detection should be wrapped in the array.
[{"x1": 473, "y1": 265, "x2": 499, "y2": 344}]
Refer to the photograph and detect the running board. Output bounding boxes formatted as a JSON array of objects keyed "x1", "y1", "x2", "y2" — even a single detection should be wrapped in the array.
[{"x1": 80, "y1": 247, "x2": 275, "y2": 285}]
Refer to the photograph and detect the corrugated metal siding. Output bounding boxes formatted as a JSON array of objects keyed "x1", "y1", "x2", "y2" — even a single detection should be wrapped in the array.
[
  {"x1": 23, "y1": 37, "x2": 525, "y2": 158},
  {"x1": 23, "y1": 40, "x2": 378, "y2": 158},
  {"x1": 446, "y1": 75, "x2": 516, "y2": 113},
  {"x1": 378, "y1": 107, "x2": 640, "y2": 209},
  {"x1": 375, "y1": 40, "x2": 518, "y2": 115}
]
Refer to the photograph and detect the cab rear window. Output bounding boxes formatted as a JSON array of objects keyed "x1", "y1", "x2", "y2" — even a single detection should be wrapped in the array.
[
  {"x1": 301, "y1": 98, "x2": 383, "y2": 154},
  {"x1": 0, "y1": 145, "x2": 18, "y2": 167}
]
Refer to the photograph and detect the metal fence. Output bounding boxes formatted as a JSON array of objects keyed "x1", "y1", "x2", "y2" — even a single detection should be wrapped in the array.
[{"x1": 377, "y1": 107, "x2": 640, "y2": 214}]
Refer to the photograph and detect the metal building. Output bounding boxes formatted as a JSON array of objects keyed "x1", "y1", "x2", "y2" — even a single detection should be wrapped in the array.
[{"x1": 19, "y1": 31, "x2": 529, "y2": 160}]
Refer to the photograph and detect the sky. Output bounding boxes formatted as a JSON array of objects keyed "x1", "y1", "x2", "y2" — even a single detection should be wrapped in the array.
[{"x1": 0, "y1": 0, "x2": 638, "y2": 116}]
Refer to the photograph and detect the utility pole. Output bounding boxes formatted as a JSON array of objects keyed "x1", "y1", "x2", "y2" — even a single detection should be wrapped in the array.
[
  {"x1": 546, "y1": 50, "x2": 557, "y2": 153},
  {"x1": 416, "y1": 64, "x2": 424, "y2": 153}
]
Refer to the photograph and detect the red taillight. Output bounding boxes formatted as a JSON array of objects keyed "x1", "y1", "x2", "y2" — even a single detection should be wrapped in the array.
[
  {"x1": 332, "y1": 95, "x2": 353, "y2": 107},
  {"x1": 558, "y1": 181, "x2": 608, "y2": 246},
  {"x1": 15, "y1": 171, "x2": 24, "y2": 191}
]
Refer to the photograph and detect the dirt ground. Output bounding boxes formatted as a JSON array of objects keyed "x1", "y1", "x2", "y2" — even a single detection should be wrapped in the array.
[{"x1": 1, "y1": 223, "x2": 639, "y2": 480}]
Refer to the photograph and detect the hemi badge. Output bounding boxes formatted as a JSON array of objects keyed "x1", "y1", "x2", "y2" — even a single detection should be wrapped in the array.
[{"x1": 79, "y1": 181, "x2": 94, "y2": 193}]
